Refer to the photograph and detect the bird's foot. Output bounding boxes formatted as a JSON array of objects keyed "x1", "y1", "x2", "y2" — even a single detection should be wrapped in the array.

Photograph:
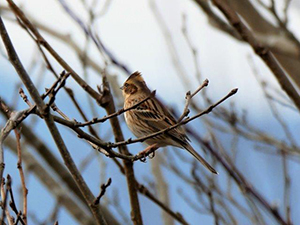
[{"x1": 138, "y1": 144, "x2": 159, "y2": 162}]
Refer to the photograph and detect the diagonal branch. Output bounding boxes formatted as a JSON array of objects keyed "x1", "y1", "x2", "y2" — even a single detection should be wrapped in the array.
[
  {"x1": 108, "y1": 88, "x2": 238, "y2": 149},
  {"x1": 57, "y1": 0, "x2": 130, "y2": 74},
  {"x1": 211, "y1": 0, "x2": 300, "y2": 112},
  {"x1": 51, "y1": 87, "x2": 238, "y2": 163},
  {"x1": 75, "y1": 91, "x2": 156, "y2": 127},
  {"x1": 200, "y1": 139, "x2": 289, "y2": 225},
  {"x1": 178, "y1": 79, "x2": 209, "y2": 122},
  {"x1": 6, "y1": 0, "x2": 101, "y2": 101},
  {"x1": 93, "y1": 178, "x2": 112, "y2": 205},
  {"x1": 0, "y1": 14, "x2": 107, "y2": 225}
]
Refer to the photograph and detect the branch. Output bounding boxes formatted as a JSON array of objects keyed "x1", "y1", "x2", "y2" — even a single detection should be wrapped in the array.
[
  {"x1": 57, "y1": 0, "x2": 130, "y2": 74},
  {"x1": 112, "y1": 155, "x2": 190, "y2": 225},
  {"x1": 97, "y1": 76, "x2": 143, "y2": 225},
  {"x1": 0, "y1": 176, "x2": 14, "y2": 225},
  {"x1": 3, "y1": 136, "x2": 95, "y2": 225},
  {"x1": 14, "y1": 129, "x2": 27, "y2": 224},
  {"x1": 46, "y1": 71, "x2": 71, "y2": 107},
  {"x1": 211, "y1": 0, "x2": 300, "y2": 112},
  {"x1": 93, "y1": 178, "x2": 112, "y2": 205},
  {"x1": 178, "y1": 79, "x2": 209, "y2": 122},
  {"x1": 0, "y1": 109, "x2": 27, "y2": 181},
  {"x1": 6, "y1": 0, "x2": 101, "y2": 101},
  {"x1": 0, "y1": 6, "x2": 106, "y2": 75},
  {"x1": 0, "y1": 72, "x2": 71, "y2": 183},
  {"x1": 75, "y1": 91, "x2": 156, "y2": 127},
  {"x1": 7, "y1": 174, "x2": 26, "y2": 225},
  {"x1": 16, "y1": 71, "x2": 71, "y2": 126},
  {"x1": 1, "y1": 87, "x2": 190, "y2": 225},
  {"x1": 200, "y1": 139, "x2": 289, "y2": 225},
  {"x1": 108, "y1": 88, "x2": 238, "y2": 149},
  {"x1": 15, "y1": 82, "x2": 237, "y2": 166},
  {"x1": 0, "y1": 100, "x2": 119, "y2": 225},
  {"x1": 52, "y1": 87, "x2": 237, "y2": 163},
  {"x1": 138, "y1": 183, "x2": 189, "y2": 225},
  {"x1": 0, "y1": 14, "x2": 107, "y2": 225},
  {"x1": 193, "y1": 0, "x2": 242, "y2": 40}
]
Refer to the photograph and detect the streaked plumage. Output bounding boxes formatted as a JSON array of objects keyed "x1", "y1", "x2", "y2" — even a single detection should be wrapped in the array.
[{"x1": 121, "y1": 71, "x2": 217, "y2": 174}]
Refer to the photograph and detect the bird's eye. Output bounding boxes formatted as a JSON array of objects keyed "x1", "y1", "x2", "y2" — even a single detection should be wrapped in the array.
[{"x1": 124, "y1": 83, "x2": 129, "y2": 87}]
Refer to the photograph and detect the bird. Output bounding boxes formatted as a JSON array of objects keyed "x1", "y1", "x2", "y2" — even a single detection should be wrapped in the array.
[{"x1": 121, "y1": 71, "x2": 218, "y2": 174}]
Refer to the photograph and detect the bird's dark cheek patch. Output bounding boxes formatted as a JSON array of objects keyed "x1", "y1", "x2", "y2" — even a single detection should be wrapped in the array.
[
  {"x1": 131, "y1": 88, "x2": 137, "y2": 94},
  {"x1": 125, "y1": 85, "x2": 137, "y2": 94}
]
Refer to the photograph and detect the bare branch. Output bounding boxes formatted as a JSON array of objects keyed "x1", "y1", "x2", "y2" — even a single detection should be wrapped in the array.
[
  {"x1": 178, "y1": 79, "x2": 209, "y2": 122},
  {"x1": 0, "y1": 109, "x2": 27, "y2": 181},
  {"x1": 108, "y1": 88, "x2": 238, "y2": 149},
  {"x1": 6, "y1": 0, "x2": 101, "y2": 101},
  {"x1": 7, "y1": 175, "x2": 26, "y2": 225},
  {"x1": 199, "y1": 137, "x2": 289, "y2": 225},
  {"x1": 97, "y1": 76, "x2": 143, "y2": 225},
  {"x1": 93, "y1": 178, "x2": 112, "y2": 205},
  {"x1": 3, "y1": 136, "x2": 96, "y2": 225},
  {"x1": 14, "y1": 129, "x2": 27, "y2": 224},
  {"x1": 57, "y1": 0, "x2": 130, "y2": 74},
  {"x1": 0, "y1": 13, "x2": 107, "y2": 225},
  {"x1": 75, "y1": 91, "x2": 156, "y2": 127},
  {"x1": 211, "y1": 0, "x2": 300, "y2": 112},
  {"x1": 1, "y1": 176, "x2": 14, "y2": 225}
]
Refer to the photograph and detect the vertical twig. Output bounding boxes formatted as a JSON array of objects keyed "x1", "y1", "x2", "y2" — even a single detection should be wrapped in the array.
[
  {"x1": 282, "y1": 150, "x2": 291, "y2": 224},
  {"x1": 98, "y1": 77, "x2": 143, "y2": 225},
  {"x1": 149, "y1": 0, "x2": 192, "y2": 90},
  {"x1": 0, "y1": 177, "x2": 14, "y2": 225},
  {"x1": 181, "y1": 14, "x2": 202, "y2": 82},
  {"x1": 14, "y1": 129, "x2": 27, "y2": 224}
]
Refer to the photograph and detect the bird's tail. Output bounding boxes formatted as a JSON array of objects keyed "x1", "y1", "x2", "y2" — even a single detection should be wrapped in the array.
[{"x1": 184, "y1": 144, "x2": 218, "y2": 174}]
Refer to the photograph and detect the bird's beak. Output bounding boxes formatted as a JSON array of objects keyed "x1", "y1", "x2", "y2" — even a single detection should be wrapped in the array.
[{"x1": 120, "y1": 86, "x2": 124, "y2": 90}]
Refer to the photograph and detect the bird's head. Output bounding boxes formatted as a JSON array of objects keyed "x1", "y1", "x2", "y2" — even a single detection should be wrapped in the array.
[{"x1": 121, "y1": 71, "x2": 149, "y2": 98}]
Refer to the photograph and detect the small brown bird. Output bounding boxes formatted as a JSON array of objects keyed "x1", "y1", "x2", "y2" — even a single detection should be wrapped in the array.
[{"x1": 121, "y1": 71, "x2": 218, "y2": 174}]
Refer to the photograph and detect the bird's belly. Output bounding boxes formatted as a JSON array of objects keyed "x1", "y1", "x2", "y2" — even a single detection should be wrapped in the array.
[{"x1": 124, "y1": 111, "x2": 145, "y2": 138}]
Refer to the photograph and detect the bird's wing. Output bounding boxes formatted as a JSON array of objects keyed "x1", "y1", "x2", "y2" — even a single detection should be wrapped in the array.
[{"x1": 132, "y1": 98, "x2": 188, "y2": 145}]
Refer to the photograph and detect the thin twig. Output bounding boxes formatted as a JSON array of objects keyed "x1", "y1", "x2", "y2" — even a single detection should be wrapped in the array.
[
  {"x1": 46, "y1": 71, "x2": 71, "y2": 107},
  {"x1": 14, "y1": 129, "x2": 27, "y2": 224},
  {"x1": 6, "y1": 0, "x2": 101, "y2": 101},
  {"x1": 181, "y1": 13, "x2": 203, "y2": 82},
  {"x1": 178, "y1": 79, "x2": 209, "y2": 122},
  {"x1": 1, "y1": 175, "x2": 14, "y2": 225},
  {"x1": 93, "y1": 178, "x2": 112, "y2": 205},
  {"x1": 200, "y1": 139, "x2": 289, "y2": 225},
  {"x1": 0, "y1": 101, "x2": 117, "y2": 225},
  {"x1": 57, "y1": 0, "x2": 130, "y2": 74},
  {"x1": 7, "y1": 175, "x2": 26, "y2": 225},
  {"x1": 0, "y1": 14, "x2": 107, "y2": 225},
  {"x1": 3, "y1": 136, "x2": 96, "y2": 225},
  {"x1": 1, "y1": 178, "x2": 8, "y2": 224},
  {"x1": 75, "y1": 91, "x2": 156, "y2": 127},
  {"x1": 0, "y1": 110, "x2": 27, "y2": 181},
  {"x1": 211, "y1": 0, "x2": 300, "y2": 112},
  {"x1": 108, "y1": 88, "x2": 238, "y2": 149},
  {"x1": 16, "y1": 71, "x2": 71, "y2": 125},
  {"x1": 97, "y1": 76, "x2": 143, "y2": 225},
  {"x1": 52, "y1": 88, "x2": 238, "y2": 162}
]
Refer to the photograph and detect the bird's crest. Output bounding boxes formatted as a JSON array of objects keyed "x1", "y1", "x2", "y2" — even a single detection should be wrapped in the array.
[{"x1": 126, "y1": 71, "x2": 144, "y2": 83}]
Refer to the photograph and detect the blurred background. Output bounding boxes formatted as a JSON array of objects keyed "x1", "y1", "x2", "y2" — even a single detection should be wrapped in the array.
[{"x1": 0, "y1": 0, "x2": 300, "y2": 224}]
